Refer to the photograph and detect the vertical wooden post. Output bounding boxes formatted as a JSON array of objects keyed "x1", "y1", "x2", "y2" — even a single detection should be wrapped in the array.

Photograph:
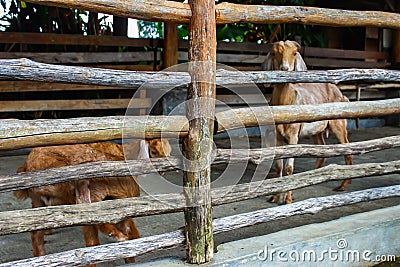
[
  {"x1": 356, "y1": 83, "x2": 361, "y2": 128},
  {"x1": 113, "y1": 17, "x2": 128, "y2": 36},
  {"x1": 138, "y1": 89, "x2": 147, "y2": 115},
  {"x1": 392, "y1": 2, "x2": 400, "y2": 67},
  {"x1": 163, "y1": 22, "x2": 178, "y2": 68},
  {"x1": 183, "y1": 0, "x2": 216, "y2": 264}
]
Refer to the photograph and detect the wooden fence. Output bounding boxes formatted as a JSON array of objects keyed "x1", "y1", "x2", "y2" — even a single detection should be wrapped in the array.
[
  {"x1": 0, "y1": 0, "x2": 400, "y2": 266},
  {"x1": 0, "y1": 32, "x2": 390, "y2": 70},
  {"x1": 0, "y1": 32, "x2": 393, "y2": 116}
]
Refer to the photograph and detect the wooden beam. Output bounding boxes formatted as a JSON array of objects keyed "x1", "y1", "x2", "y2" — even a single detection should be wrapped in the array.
[
  {"x1": 216, "y1": 94, "x2": 270, "y2": 105},
  {"x1": 1, "y1": 51, "x2": 390, "y2": 69},
  {"x1": 1, "y1": 136, "x2": 399, "y2": 194},
  {"x1": 304, "y1": 58, "x2": 390, "y2": 69},
  {"x1": 192, "y1": 40, "x2": 390, "y2": 59},
  {"x1": 1, "y1": 185, "x2": 399, "y2": 267},
  {"x1": 0, "y1": 115, "x2": 189, "y2": 151},
  {"x1": 88, "y1": 64, "x2": 160, "y2": 71},
  {"x1": 212, "y1": 185, "x2": 400, "y2": 233},
  {"x1": 0, "y1": 98, "x2": 151, "y2": 112},
  {"x1": 1, "y1": 162, "x2": 399, "y2": 236},
  {"x1": 304, "y1": 46, "x2": 389, "y2": 60},
  {"x1": 0, "y1": 33, "x2": 157, "y2": 47},
  {"x1": 216, "y1": 3, "x2": 400, "y2": 29},
  {"x1": 216, "y1": 98, "x2": 400, "y2": 131},
  {"x1": 339, "y1": 83, "x2": 400, "y2": 91},
  {"x1": 0, "y1": 52, "x2": 158, "y2": 64},
  {"x1": 2, "y1": 59, "x2": 400, "y2": 88},
  {"x1": 343, "y1": 90, "x2": 387, "y2": 101},
  {"x1": 23, "y1": 0, "x2": 191, "y2": 23},
  {"x1": 178, "y1": 52, "x2": 390, "y2": 68},
  {"x1": 183, "y1": 0, "x2": 216, "y2": 263},
  {"x1": 21, "y1": 0, "x2": 400, "y2": 29},
  {"x1": 0, "y1": 81, "x2": 125, "y2": 92},
  {"x1": 163, "y1": 22, "x2": 178, "y2": 68},
  {"x1": 1, "y1": 99, "x2": 399, "y2": 151}
]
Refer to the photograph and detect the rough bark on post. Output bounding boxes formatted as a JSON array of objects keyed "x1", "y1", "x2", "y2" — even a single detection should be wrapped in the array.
[{"x1": 183, "y1": 0, "x2": 216, "y2": 263}]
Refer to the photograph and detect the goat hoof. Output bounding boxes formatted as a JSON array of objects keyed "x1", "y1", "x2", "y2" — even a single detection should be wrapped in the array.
[
  {"x1": 124, "y1": 257, "x2": 136, "y2": 264},
  {"x1": 268, "y1": 195, "x2": 280, "y2": 203},
  {"x1": 116, "y1": 235, "x2": 129, "y2": 242},
  {"x1": 285, "y1": 199, "x2": 292, "y2": 204},
  {"x1": 44, "y1": 229, "x2": 53, "y2": 235},
  {"x1": 283, "y1": 194, "x2": 292, "y2": 205},
  {"x1": 333, "y1": 186, "x2": 346, "y2": 191}
]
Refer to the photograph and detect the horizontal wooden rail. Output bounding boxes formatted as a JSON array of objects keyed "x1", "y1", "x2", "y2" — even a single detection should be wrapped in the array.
[
  {"x1": 0, "y1": 115, "x2": 188, "y2": 150},
  {"x1": 0, "y1": 52, "x2": 158, "y2": 64},
  {"x1": 1, "y1": 99, "x2": 399, "y2": 150},
  {"x1": 2, "y1": 185, "x2": 399, "y2": 267},
  {"x1": 1, "y1": 59, "x2": 400, "y2": 89},
  {"x1": 304, "y1": 58, "x2": 389, "y2": 69},
  {"x1": 182, "y1": 40, "x2": 390, "y2": 60},
  {"x1": 220, "y1": 135, "x2": 400, "y2": 165},
  {"x1": 0, "y1": 33, "x2": 158, "y2": 47},
  {"x1": 178, "y1": 51, "x2": 390, "y2": 69},
  {"x1": 0, "y1": 98, "x2": 151, "y2": 112},
  {"x1": 0, "y1": 136, "x2": 398, "y2": 193},
  {"x1": 1, "y1": 35, "x2": 389, "y2": 62},
  {"x1": 0, "y1": 116, "x2": 188, "y2": 151},
  {"x1": 340, "y1": 83, "x2": 400, "y2": 91},
  {"x1": 22, "y1": 0, "x2": 400, "y2": 29},
  {"x1": 218, "y1": 98, "x2": 400, "y2": 130},
  {"x1": 303, "y1": 46, "x2": 389, "y2": 60},
  {"x1": 0, "y1": 81, "x2": 126, "y2": 92},
  {"x1": 0, "y1": 159, "x2": 399, "y2": 237},
  {"x1": 216, "y1": 3, "x2": 400, "y2": 28}
]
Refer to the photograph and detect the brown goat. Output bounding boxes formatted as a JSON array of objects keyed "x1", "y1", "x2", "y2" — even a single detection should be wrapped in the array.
[
  {"x1": 14, "y1": 138, "x2": 171, "y2": 265},
  {"x1": 262, "y1": 40, "x2": 353, "y2": 204}
]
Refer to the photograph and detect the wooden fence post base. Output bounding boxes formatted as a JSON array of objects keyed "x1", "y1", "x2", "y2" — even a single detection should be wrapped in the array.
[{"x1": 183, "y1": 0, "x2": 216, "y2": 263}]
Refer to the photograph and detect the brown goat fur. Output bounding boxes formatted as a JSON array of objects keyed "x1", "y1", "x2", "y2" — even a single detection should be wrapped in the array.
[
  {"x1": 14, "y1": 138, "x2": 171, "y2": 265},
  {"x1": 263, "y1": 40, "x2": 353, "y2": 204}
]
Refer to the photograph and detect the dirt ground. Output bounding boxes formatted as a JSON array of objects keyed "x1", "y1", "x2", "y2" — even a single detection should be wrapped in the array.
[{"x1": 0, "y1": 126, "x2": 399, "y2": 266}]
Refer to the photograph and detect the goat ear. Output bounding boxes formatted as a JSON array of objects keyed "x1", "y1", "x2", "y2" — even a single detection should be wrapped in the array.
[
  {"x1": 262, "y1": 53, "x2": 274, "y2": 70},
  {"x1": 295, "y1": 52, "x2": 307, "y2": 71}
]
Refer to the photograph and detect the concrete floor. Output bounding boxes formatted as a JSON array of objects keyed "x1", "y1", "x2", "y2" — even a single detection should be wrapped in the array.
[
  {"x1": 131, "y1": 205, "x2": 400, "y2": 267},
  {"x1": 0, "y1": 126, "x2": 399, "y2": 266}
]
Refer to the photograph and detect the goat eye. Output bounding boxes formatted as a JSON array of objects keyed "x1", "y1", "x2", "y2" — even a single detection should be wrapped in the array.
[{"x1": 294, "y1": 52, "x2": 298, "y2": 56}]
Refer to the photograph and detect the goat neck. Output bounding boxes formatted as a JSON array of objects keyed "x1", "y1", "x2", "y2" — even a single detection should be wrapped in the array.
[{"x1": 271, "y1": 83, "x2": 297, "y2": 106}]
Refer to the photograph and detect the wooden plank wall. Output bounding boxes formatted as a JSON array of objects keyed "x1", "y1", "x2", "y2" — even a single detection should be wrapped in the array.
[
  {"x1": 0, "y1": 32, "x2": 395, "y2": 117},
  {"x1": 0, "y1": 32, "x2": 390, "y2": 69}
]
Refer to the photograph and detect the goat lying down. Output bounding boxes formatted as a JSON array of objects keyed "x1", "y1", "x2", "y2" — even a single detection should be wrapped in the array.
[
  {"x1": 14, "y1": 138, "x2": 171, "y2": 264},
  {"x1": 263, "y1": 40, "x2": 353, "y2": 204}
]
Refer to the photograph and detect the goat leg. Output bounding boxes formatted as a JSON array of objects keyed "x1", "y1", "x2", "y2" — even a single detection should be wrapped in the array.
[{"x1": 75, "y1": 180, "x2": 91, "y2": 204}]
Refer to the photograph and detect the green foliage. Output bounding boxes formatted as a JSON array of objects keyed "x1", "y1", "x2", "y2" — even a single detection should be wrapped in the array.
[
  {"x1": 194, "y1": 0, "x2": 325, "y2": 47},
  {"x1": 137, "y1": 21, "x2": 163, "y2": 38},
  {"x1": 177, "y1": 24, "x2": 188, "y2": 39},
  {"x1": 0, "y1": 0, "x2": 111, "y2": 35},
  {"x1": 217, "y1": 24, "x2": 249, "y2": 42},
  {"x1": 0, "y1": 0, "x2": 327, "y2": 47}
]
